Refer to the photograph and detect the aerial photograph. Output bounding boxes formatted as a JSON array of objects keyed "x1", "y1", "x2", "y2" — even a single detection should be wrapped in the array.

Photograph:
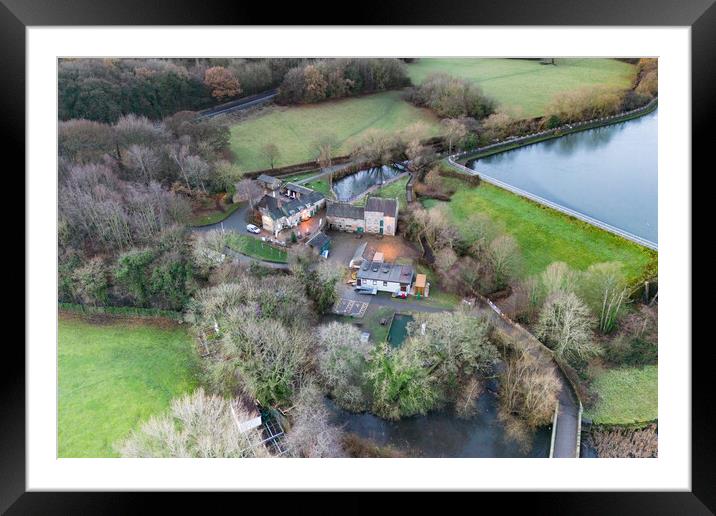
[{"x1": 57, "y1": 57, "x2": 658, "y2": 459}]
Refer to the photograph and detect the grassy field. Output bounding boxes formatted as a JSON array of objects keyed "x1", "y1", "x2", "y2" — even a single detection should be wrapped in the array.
[
  {"x1": 585, "y1": 365, "x2": 658, "y2": 424},
  {"x1": 406, "y1": 58, "x2": 636, "y2": 118},
  {"x1": 58, "y1": 314, "x2": 199, "y2": 457},
  {"x1": 229, "y1": 91, "x2": 442, "y2": 172},
  {"x1": 226, "y1": 233, "x2": 288, "y2": 262},
  {"x1": 431, "y1": 179, "x2": 657, "y2": 282},
  {"x1": 353, "y1": 176, "x2": 410, "y2": 208}
]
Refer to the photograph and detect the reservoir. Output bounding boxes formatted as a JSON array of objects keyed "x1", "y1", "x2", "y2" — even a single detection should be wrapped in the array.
[{"x1": 466, "y1": 109, "x2": 658, "y2": 244}]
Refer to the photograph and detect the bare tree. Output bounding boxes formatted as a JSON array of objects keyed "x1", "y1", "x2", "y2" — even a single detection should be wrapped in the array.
[
  {"x1": 117, "y1": 388, "x2": 268, "y2": 458},
  {"x1": 312, "y1": 135, "x2": 339, "y2": 186},
  {"x1": 535, "y1": 291, "x2": 599, "y2": 364},
  {"x1": 285, "y1": 384, "x2": 346, "y2": 458},
  {"x1": 540, "y1": 261, "x2": 577, "y2": 298},
  {"x1": 579, "y1": 262, "x2": 628, "y2": 334},
  {"x1": 499, "y1": 347, "x2": 560, "y2": 430},
  {"x1": 261, "y1": 143, "x2": 281, "y2": 170},
  {"x1": 123, "y1": 144, "x2": 161, "y2": 183},
  {"x1": 235, "y1": 178, "x2": 264, "y2": 208},
  {"x1": 441, "y1": 118, "x2": 468, "y2": 154},
  {"x1": 350, "y1": 129, "x2": 399, "y2": 166},
  {"x1": 487, "y1": 234, "x2": 521, "y2": 290}
]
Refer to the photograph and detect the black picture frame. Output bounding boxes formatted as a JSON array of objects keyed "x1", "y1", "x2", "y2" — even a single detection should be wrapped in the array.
[{"x1": 6, "y1": 0, "x2": 710, "y2": 511}]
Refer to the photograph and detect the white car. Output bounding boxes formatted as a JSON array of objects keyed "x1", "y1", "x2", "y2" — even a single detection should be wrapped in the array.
[{"x1": 246, "y1": 224, "x2": 261, "y2": 234}]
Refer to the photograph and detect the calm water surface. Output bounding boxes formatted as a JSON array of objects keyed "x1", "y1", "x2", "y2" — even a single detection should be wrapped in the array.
[
  {"x1": 328, "y1": 379, "x2": 551, "y2": 458},
  {"x1": 466, "y1": 109, "x2": 658, "y2": 243},
  {"x1": 332, "y1": 164, "x2": 404, "y2": 201}
]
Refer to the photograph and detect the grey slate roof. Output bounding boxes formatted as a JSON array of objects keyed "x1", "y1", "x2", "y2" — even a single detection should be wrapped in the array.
[
  {"x1": 365, "y1": 197, "x2": 398, "y2": 218},
  {"x1": 257, "y1": 194, "x2": 320, "y2": 221},
  {"x1": 257, "y1": 174, "x2": 282, "y2": 189},
  {"x1": 327, "y1": 201, "x2": 365, "y2": 220},
  {"x1": 357, "y1": 261, "x2": 414, "y2": 285},
  {"x1": 307, "y1": 231, "x2": 330, "y2": 250}
]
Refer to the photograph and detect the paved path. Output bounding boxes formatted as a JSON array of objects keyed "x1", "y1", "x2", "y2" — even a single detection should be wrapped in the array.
[
  {"x1": 193, "y1": 202, "x2": 253, "y2": 235},
  {"x1": 483, "y1": 305, "x2": 580, "y2": 458},
  {"x1": 222, "y1": 246, "x2": 290, "y2": 270}
]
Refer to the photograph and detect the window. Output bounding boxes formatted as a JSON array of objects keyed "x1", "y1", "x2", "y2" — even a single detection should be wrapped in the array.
[{"x1": 383, "y1": 281, "x2": 387, "y2": 287}]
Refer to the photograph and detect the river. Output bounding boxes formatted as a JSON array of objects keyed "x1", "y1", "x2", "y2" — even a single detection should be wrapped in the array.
[{"x1": 466, "y1": 109, "x2": 658, "y2": 244}]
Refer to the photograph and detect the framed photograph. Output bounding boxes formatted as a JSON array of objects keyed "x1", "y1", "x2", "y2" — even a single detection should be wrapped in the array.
[{"x1": 8, "y1": 0, "x2": 710, "y2": 511}]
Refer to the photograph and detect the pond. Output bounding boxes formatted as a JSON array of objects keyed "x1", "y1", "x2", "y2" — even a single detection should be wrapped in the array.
[
  {"x1": 327, "y1": 313, "x2": 551, "y2": 457},
  {"x1": 328, "y1": 378, "x2": 551, "y2": 458},
  {"x1": 332, "y1": 164, "x2": 404, "y2": 201},
  {"x1": 386, "y1": 313, "x2": 413, "y2": 348},
  {"x1": 465, "y1": 109, "x2": 658, "y2": 244}
]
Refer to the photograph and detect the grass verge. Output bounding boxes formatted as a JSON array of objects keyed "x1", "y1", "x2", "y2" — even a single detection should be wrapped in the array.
[
  {"x1": 187, "y1": 202, "x2": 241, "y2": 227},
  {"x1": 433, "y1": 179, "x2": 657, "y2": 282},
  {"x1": 585, "y1": 365, "x2": 657, "y2": 425},
  {"x1": 226, "y1": 233, "x2": 288, "y2": 263},
  {"x1": 58, "y1": 313, "x2": 199, "y2": 457}
]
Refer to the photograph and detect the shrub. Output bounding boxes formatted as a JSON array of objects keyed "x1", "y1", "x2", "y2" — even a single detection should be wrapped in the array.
[
  {"x1": 71, "y1": 256, "x2": 109, "y2": 306},
  {"x1": 117, "y1": 388, "x2": 268, "y2": 458},
  {"x1": 366, "y1": 343, "x2": 440, "y2": 420},
  {"x1": 407, "y1": 73, "x2": 496, "y2": 119},
  {"x1": 498, "y1": 346, "x2": 560, "y2": 449},
  {"x1": 316, "y1": 322, "x2": 371, "y2": 412},
  {"x1": 535, "y1": 291, "x2": 600, "y2": 366}
]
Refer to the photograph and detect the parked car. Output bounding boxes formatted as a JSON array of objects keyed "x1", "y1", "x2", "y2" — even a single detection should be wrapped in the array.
[
  {"x1": 246, "y1": 224, "x2": 261, "y2": 234},
  {"x1": 354, "y1": 286, "x2": 377, "y2": 295}
]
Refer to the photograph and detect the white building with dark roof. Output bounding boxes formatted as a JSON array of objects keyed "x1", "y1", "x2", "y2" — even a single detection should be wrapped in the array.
[{"x1": 356, "y1": 260, "x2": 415, "y2": 296}]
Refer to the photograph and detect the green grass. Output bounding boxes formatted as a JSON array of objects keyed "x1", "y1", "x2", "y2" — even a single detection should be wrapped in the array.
[
  {"x1": 361, "y1": 307, "x2": 395, "y2": 343},
  {"x1": 187, "y1": 202, "x2": 241, "y2": 227},
  {"x1": 303, "y1": 178, "x2": 332, "y2": 196},
  {"x1": 585, "y1": 365, "x2": 658, "y2": 424},
  {"x1": 434, "y1": 180, "x2": 657, "y2": 282},
  {"x1": 415, "y1": 264, "x2": 461, "y2": 308},
  {"x1": 420, "y1": 198, "x2": 444, "y2": 210},
  {"x1": 58, "y1": 315, "x2": 200, "y2": 457},
  {"x1": 353, "y1": 176, "x2": 409, "y2": 208},
  {"x1": 229, "y1": 91, "x2": 442, "y2": 172},
  {"x1": 407, "y1": 58, "x2": 636, "y2": 118},
  {"x1": 226, "y1": 233, "x2": 288, "y2": 263}
]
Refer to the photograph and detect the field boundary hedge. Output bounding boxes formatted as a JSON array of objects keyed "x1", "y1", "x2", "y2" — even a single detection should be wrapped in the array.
[{"x1": 59, "y1": 303, "x2": 184, "y2": 321}]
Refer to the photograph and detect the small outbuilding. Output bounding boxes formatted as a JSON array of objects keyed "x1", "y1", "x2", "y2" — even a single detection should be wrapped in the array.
[
  {"x1": 307, "y1": 231, "x2": 331, "y2": 254},
  {"x1": 414, "y1": 273, "x2": 428, "y2": 297}
]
